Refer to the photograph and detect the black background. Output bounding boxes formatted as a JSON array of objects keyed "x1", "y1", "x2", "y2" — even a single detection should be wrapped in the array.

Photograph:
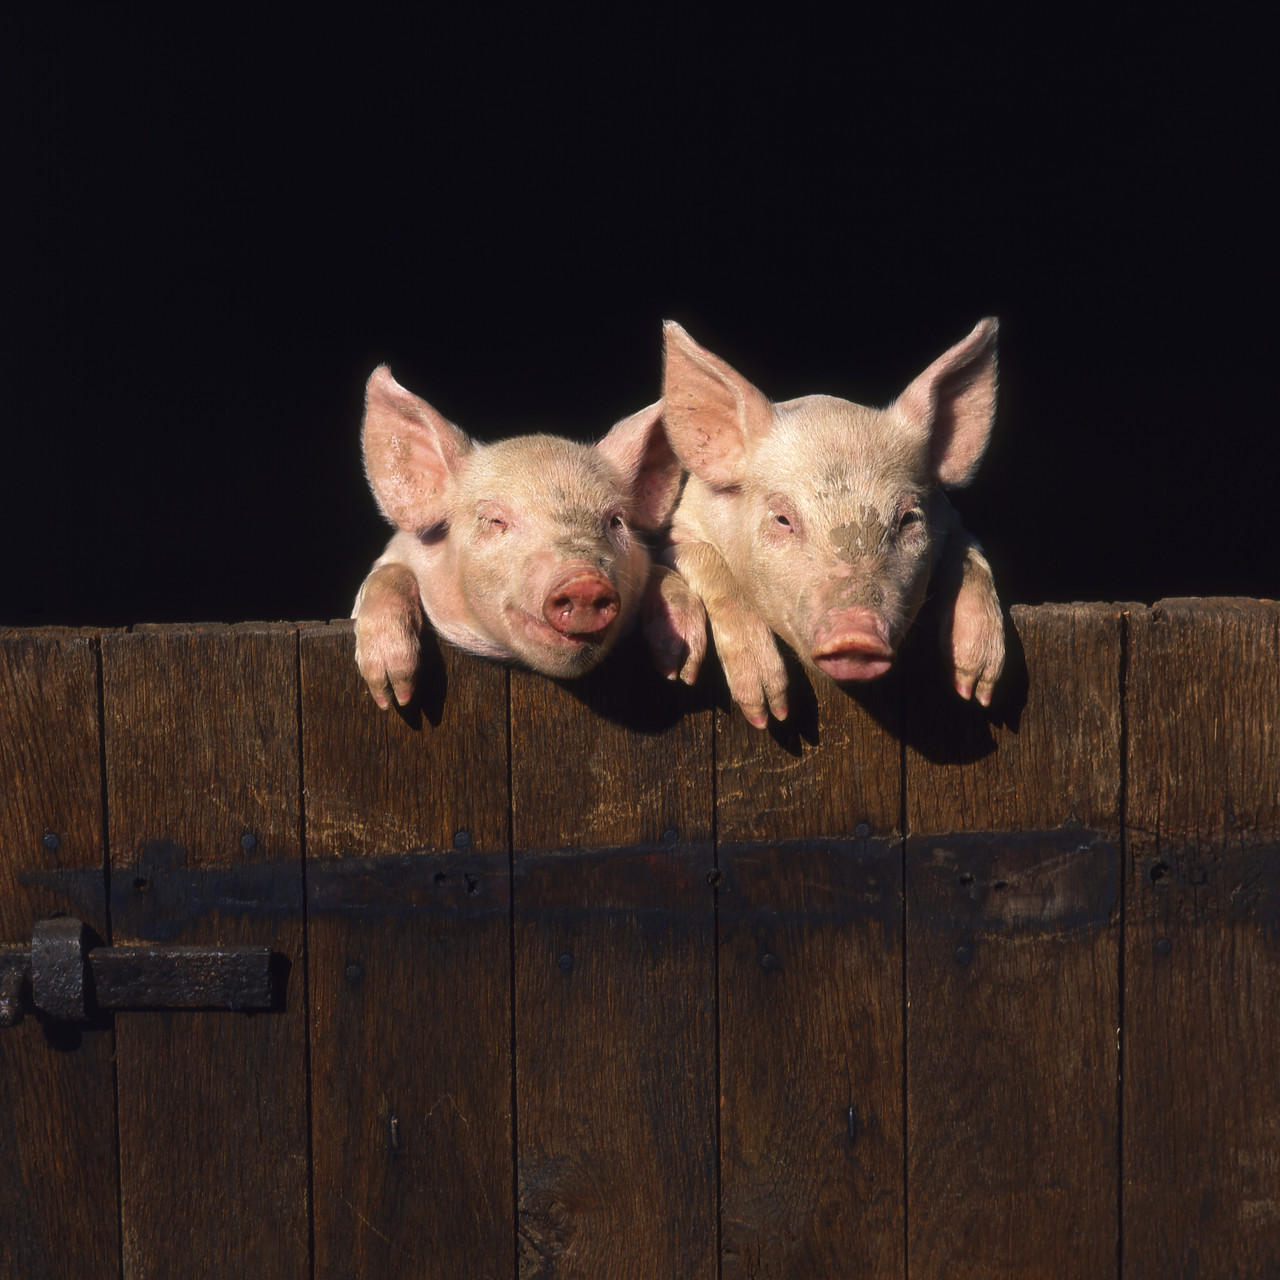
[{"x1": 2, "y1": 9, "x2": 1273, "y2": 627}]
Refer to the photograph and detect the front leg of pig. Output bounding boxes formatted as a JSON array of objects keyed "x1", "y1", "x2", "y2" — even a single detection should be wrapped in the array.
[
  {"x1": 666, "y1": 542, "x2": 789, "y2": 728},
  {"x1": 641, "y1": 564, "x2": 709, "y2": 686},
  {"x1": 353, "y1": 561, "x2": 424, "y2": 710},
  {"x1": 929, "y1": 501, "x2": 1005, "y2": 706}
]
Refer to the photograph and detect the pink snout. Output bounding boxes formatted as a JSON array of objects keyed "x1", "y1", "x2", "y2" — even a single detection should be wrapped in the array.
[
  {"x1": 543, "y1": 569, "x2": 621, "y2": 637},
  {"x1": 811, "y1": 608, "x2": 895, "y2": 682}
]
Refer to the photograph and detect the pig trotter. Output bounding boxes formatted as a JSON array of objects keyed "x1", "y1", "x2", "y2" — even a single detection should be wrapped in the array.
[
  {"x1": 642, "y1": 564, "x2": 708, "y2": 684},
  {"x1": 353, "y1": 561, "x2": 424, "y2": 710},
  {"x1": 712, "y1": 600, "x2": 790, "y2": 728},
  {"x1": 667, "y1": 542, "x2": 788, "y2": 727},
  {"x1": 938, "y1": 538, "x2": 1004, "y2": 706}
]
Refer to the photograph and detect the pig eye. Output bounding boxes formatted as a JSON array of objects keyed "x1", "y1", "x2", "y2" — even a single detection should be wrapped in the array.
[
  {"x1": 767, "y1": 496, "x2": 796, "y2": 535},
  {"x1": 898, "y1": 508, "x2": 924, "y2": 533},
  {"x1": 609, "y1": 514, "x2": 625, "y2": 530}
]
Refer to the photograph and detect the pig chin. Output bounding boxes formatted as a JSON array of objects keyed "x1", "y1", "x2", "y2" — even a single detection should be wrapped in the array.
[{"x1": 504, "y1": 607, "x2": 617, "y2": 677}]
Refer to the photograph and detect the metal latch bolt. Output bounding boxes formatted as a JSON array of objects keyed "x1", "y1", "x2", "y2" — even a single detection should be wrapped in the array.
[{"x1": 0, "y1": 916, "x2": 274, "y2": 1026}]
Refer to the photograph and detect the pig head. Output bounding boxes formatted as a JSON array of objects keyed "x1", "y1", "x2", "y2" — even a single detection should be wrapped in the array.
[
  {"x1": 353, "y1": 366, "x2": 685, "y2": 708},
  {"x1": 662, "y1": 319, "x2": 1005, "y2": 728}
]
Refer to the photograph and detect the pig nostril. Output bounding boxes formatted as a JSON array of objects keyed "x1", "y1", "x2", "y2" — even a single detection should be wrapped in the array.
[{"x1": 543, "y1": 576, "x2": 621, "y2": 635}]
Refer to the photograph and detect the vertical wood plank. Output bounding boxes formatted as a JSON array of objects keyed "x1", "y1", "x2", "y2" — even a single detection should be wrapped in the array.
[
  {"x1": 1124, "y1": 598, "x2": 1280, "y2": 1277},
  {"x1": 0, "y1": 629, "x2": 119, "y2": 1280},
  {"x1": 103, "y1": 624, "x2": 308, "y2": 1280},
  {"x1": 510, "y1": 630, "x2": 716, "y2": 1280},
  {"x1": 904, "y1": 603, "x2": 1124, "y2": 1279},
  {"x1": 302, "y1": 623, "x2": 513, "y2": 1279},
  {"x1": 716, "y1": 666, "x2": 904, "y2": 1279}
]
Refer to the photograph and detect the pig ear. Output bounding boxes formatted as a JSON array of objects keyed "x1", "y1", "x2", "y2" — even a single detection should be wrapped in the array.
[
  {"x1": 362, "y1": 365, "x2": 473, "y2": 531},
  {"x1": 594, "y1": 399, "x2": 682, "y2": 532},
  {"x1": 663, "y1": 321, "x2": 773, "y2": 486},
  {"x1": 893, "y1": 318, "x2": 999, "y2": 487}
]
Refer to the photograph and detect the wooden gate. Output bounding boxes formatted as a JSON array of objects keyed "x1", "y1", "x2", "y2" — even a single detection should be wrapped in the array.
[{"x1": 2, "y1": 599, "x2": 1277, "y2": 1279}]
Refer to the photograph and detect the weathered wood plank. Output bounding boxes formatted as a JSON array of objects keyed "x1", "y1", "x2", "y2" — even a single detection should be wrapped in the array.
[
  {"x1": 302, "y1": 622, "x2": 514, "y2": 1279},
  {"x1": 717, "y1": 665, "x2": 904, "y2": 1279},
  {"x1": 905, "y1": 602, "x2": 1124, "y2": 1279},
  {"x1": 0, "y1": 630, "x2": 119, "y2": 1280},
  {"x1": 1124, "y1": 597, "x2": 1280, "y2": 1277},
  {"x1": 102, "y1": 624, "x2": 308, "y2": 1280},
  {"x1": 510, "y1": 629, "x2": 716, "y2": 1280}
]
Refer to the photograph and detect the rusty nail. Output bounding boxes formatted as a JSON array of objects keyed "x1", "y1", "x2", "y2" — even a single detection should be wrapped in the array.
[
  {"x1": 954, "y1": 943, "x2": 973, "y2": 966},
  {"x1": 42, "y1": 831, "x2": 61, "y2": 853},
  {"x1": 760, "y1": 952, "x2": 780, "y2": 974},
  {"x1": 344, "y1": 962, "x2": 364, "y2": 986},
  {"x1": 1155, "y1": 938, "x2": 1172, "y2": 957},
  {"x1": 558, "y1": 953, "x2": 574, "y2": 973},
  {"x1": 453, "y1": 830, "x2": 471, "y2": 850},
  {"x1": 241, "y1": 832, "x2": 256, "y2": 852}
]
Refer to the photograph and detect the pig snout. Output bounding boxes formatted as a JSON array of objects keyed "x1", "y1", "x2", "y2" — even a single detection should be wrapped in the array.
[
  {"x1": 543, "y1": 569, "x2": 621, "y2": 638},
  {"x1": 810, "y1": 608, "x2": 895, "y2": 682}
]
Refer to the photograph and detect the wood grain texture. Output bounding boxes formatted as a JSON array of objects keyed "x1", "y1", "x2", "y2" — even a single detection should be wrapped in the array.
[
  {"x1": 1124, "y1": 598, "x2": 1280, "y2": 1278},
  {"x1": 302, "y1": 623, "x2": 514, "y2": 1280},
  {"x1": 510, "y1": 631, "x2": 716, "y2": 1280},
  {"x1": 103, "y1": 624, "x2": 308, "y2": 1280},
  {"x1": 717, "y1": 669, "x2": 904, "y2": 1279},
  {"x1": 0, "y1": 630, "x2": 119, "y2": 1280},
  {"x1": 905, "y1": 603, "x2": 1124, "y2": 1279}
]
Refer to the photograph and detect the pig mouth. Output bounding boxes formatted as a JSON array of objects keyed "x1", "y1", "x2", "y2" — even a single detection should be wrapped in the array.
[
  {"x1": 514, "y1": 609, "x2": 613, "y2": 652},
  {"x1": 811, "y1": 637, "x2": 894, "y2": 682}
]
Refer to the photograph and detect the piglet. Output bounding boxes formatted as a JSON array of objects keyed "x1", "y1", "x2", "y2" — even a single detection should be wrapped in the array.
[
  {"x1": 354, "y1": 366, "x2": 690, "y2": 707},
  {"x1": 659, "y1": 319, "x2": 1005, "y2": 728}
]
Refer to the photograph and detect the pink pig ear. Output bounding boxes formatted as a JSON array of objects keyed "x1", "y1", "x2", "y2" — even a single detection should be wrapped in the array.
[
  {"x1": 594, "y1": 398, "x2": 683, "y2": 532},
  {"x1": 662, "y1": 321, "x2": 773, "y2": 486},
  {"x1": 893, "y1": 318, "x2": 999, "y2": 487},
  {"x1": 362, "y1": 366, "x2": 473, "y2": 532}
]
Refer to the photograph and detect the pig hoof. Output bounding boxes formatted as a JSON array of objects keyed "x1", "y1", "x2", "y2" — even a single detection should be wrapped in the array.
[
  {"x1": 947, "y1": 616, "x2": 1004, "y2": 707},
  {"x1": 642, "y1": 567, "x2": 709, "y2": 685},
  {"x1": 355, "y1": 619, "x2": 422, "y2": 710},
  {"x1": 725, "y1": 649, "x2": 789, "y2": 727},
  {"x1": 943, "y1": 558, "x2": 1004, "y2": 707},
  {"x1": 710, "y1": 608, "x2": 790, "y2": 727}
]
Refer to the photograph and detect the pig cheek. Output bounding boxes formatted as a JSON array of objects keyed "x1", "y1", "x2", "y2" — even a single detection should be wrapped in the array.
[
  {"x1": 753, "y1": 544, "x2": 827, "y2": 657},
  {"x1": 612, "y1": 542, "x2": 650, "y2": 619},
  {"x1": 458, "y1": 541, "x2": 524, "y2": 645},
  {"x1": 895, "y1": 559, "x2": 931, "y2": 642},
  {"x1": 500, "y1": 545, "x2": 572, "y2": 644},
  {"x1": 454, "y1": 528, "x2": 544, "y2": 648}
]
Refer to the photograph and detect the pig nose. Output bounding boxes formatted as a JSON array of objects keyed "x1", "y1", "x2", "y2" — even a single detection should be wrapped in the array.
[{"x1": 544, "y1": 570, "x2": 620, "y2": 636}]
